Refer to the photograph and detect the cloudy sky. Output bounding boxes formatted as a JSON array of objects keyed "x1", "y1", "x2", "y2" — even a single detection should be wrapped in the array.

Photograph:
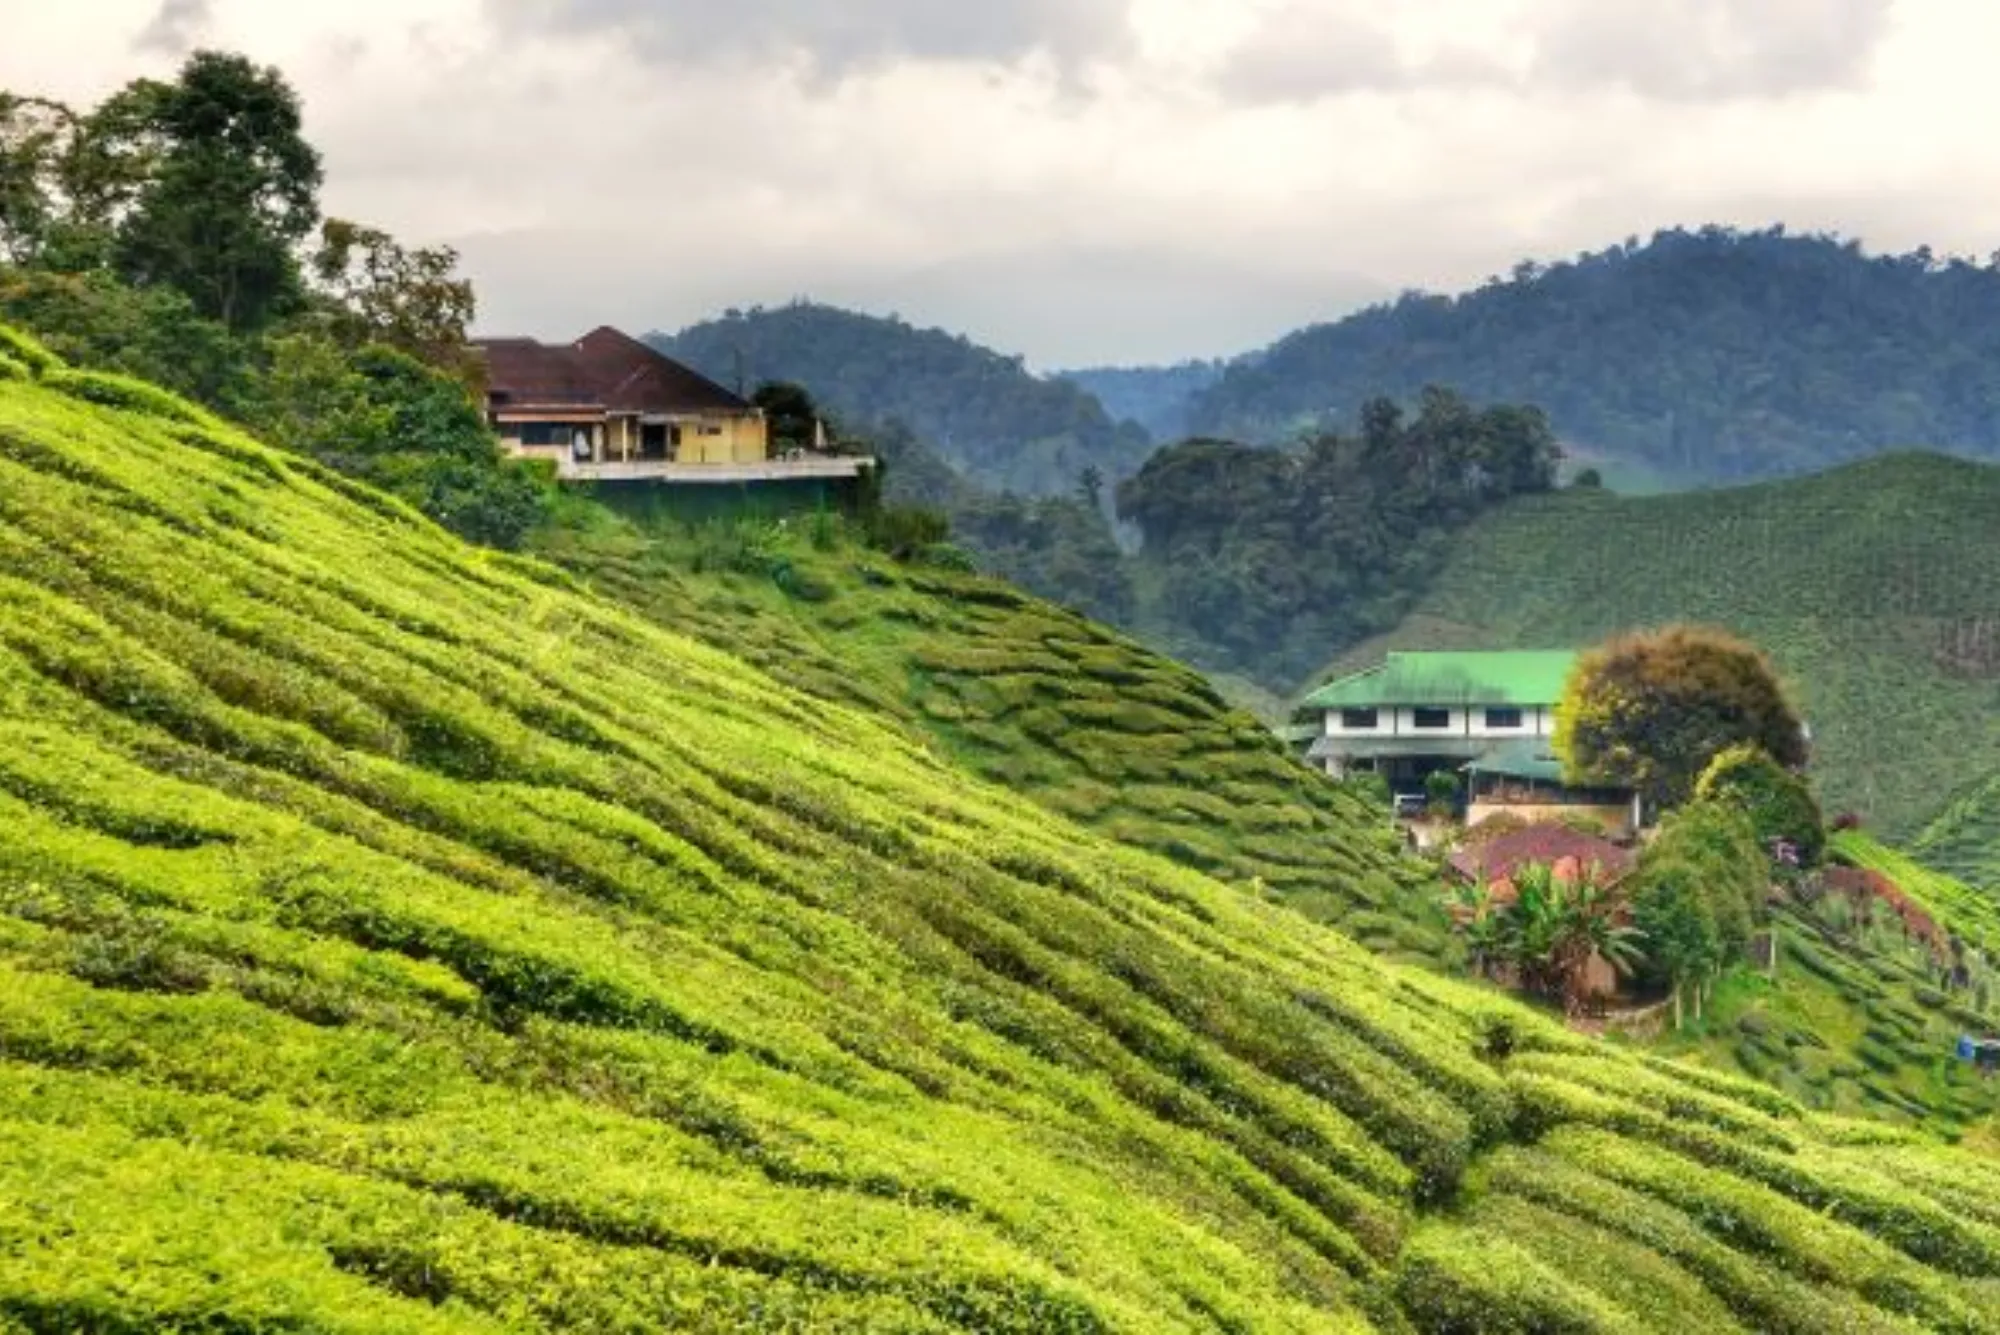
[{"x1": 4, "y1": 0, "x2": 1996, "y2": 365}]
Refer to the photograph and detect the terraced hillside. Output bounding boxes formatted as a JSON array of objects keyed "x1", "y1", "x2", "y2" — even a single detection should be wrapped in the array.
[
  {"x1": 1649, "y1": 832, "x2": 2000, "y2": 1131},
  {"x1": 1911, "y1": 777, "x2": 2000, "y2": 893},
  {"x1": 533, "y1": 514, "x2": 1444, "y2": 961},
  {"x1": 1302, "y1": 453, "x2": 2000, "y2": 840},
  {"x1": 6, "y1": 334, "x2": 2000, "y2": 1331}
]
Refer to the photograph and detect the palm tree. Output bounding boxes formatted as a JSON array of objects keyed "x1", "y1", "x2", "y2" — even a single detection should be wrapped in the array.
[{"x1": 1466, "y1": 862, "x2": 1644, "y2": 1016}]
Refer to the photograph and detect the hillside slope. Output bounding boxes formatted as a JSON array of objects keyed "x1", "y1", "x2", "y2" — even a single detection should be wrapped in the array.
[
  {"x1": 1305, "y1": 453, "x2": 2000, "y2": 840},
  {"x1": 1191, "y1": 226, "x2": 2000, "y2": 484},
  {"x1": 654, "y1": 303, "x2": 1153, "y2": 495},
  {"x1": 5, "y1": 338, "x2": 2000, "y2": 1330},
  {"x1": 530, "y1": 513, "x2": 1445, "y2": 962}
]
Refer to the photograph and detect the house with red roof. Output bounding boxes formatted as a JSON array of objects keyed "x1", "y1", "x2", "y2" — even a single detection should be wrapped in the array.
[{"x1": 472, "y1": 327, "x2": 873, "y2": 491}]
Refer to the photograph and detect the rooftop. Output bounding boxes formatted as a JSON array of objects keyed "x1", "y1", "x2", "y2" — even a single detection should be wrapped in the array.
[
  {"x1": 1302, "y1": 650, "x2": 1577, "y2": 711},
  {"x1": 474, "y1": 327, "x2": 751, "y2": 416},
  {"x1": 1448, "y1": 824, "x2": 1636, "y2": 886},
  {"x1": 1463, "y1": 737, "x2": 1568, "y2": 785}
]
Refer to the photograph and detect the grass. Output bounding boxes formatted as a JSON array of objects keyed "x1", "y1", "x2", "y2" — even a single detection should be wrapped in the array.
[
  {"x1": 1301, "y1": 453, "x2": 2000, "y2": 841},
  {"x1": 3, "y1": 333, "x2": 2000, "y2": 1330}
]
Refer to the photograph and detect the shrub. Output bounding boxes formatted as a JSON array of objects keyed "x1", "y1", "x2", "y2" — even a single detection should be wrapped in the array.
[{"x1": 1696, "y1": 744, "x2": 1825, "y2": 867}]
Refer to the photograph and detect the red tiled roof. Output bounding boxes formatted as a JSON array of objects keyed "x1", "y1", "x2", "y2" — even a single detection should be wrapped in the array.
[
  {"x1": 473, "y1": 328, "x2": 751, "y2": 415},
  {"x1": 1449, "y1": 825, "x2": 1635, "y2": 887},
  {"x1": 474, "y1": 337, "x2": 601, "y2": 410},
  {"x1": 571, "y1": 327, "x2": 750, "y2": 415}
]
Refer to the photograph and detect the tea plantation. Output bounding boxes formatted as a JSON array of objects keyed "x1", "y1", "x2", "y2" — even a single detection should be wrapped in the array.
[
  {"x1": 3, "y1": 329, "x2": 2000, "y2": 1331},
  {"x1": 533, "y1": 510, "x2": 1449, "y2": 963}
]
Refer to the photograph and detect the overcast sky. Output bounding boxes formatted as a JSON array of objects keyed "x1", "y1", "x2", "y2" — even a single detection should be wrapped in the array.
[{"x1": 4, "y1": 0, "x2": 1997, "y2": 366}]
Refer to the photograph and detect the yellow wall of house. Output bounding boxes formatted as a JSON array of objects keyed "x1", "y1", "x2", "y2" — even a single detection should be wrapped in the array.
[
  {"x1": 680, "y1": 414, "x2": 767, "y2": 464},
  {"x1": 1467, "y1": 800, "x2": 1635, "y2": 840}
]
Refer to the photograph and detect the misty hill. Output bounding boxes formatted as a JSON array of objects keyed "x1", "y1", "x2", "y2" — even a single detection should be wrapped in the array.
[
  {"x1": 653, "y1": 302, "x2": 1153, "y2": 495},
  {"x1": 1190, "y1": 226, "x2": 2000, "y2": 485},
  {"x1": 13, "y1": 335, "x2": 2000, "y2": 1329},
  {"x1": 1300, "y1": 452, "x2": 2000, "y2": 842},
  {"x1": 1058, "y1": 360, "x2": 1223, "y2": 442}
]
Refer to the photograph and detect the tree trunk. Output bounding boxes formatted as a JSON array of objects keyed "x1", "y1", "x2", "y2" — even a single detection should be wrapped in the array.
[{"x1": 1672, "y1": 985, "x2": 1684, "y2": 1031}]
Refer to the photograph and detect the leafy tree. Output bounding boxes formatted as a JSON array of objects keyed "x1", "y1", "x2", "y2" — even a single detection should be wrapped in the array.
[
  {"x1": 1696, "y1": 743, "x2": 1826, "y2": 867},
  {"x1": 1629, "y1": 799, "x2": 1766, "y2": 1027},
  {"x1": 1455, "y1": 863, "x2": 1643, "y2": 1015},
  {"x1": 106, "y1": 51, "x2": 323, "y2": 331},
  {"x1": 1117, "y1": 389, "x2": 1557, "y2": 684},
  {"x1": 1077, "y1": 464, "x2": 1105, "y2": 514},
  {"x1": 309, "y1": 218, "x2": 475, "y2": 375},
  {"x1": 1555, "y1": 625, "x2": 1806, "y2": 809},
  {"x1": 0, "y1": 94, "x2": 70, "y2": 263},
  {"x1": 751, "y1": 381, "x2": 823, "y2": 453}
]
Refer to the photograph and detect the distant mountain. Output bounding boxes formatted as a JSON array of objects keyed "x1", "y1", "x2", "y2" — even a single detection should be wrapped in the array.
[
  {"x1": 1190, "y1": 226, "x2": 2000, "y2": 484},
  {"x1": 651, "y1": 302, "x2": 1152, "y2": 496},
  {"x1": 1057, "y1": 360, "x2": 1224, "y2": 443}
]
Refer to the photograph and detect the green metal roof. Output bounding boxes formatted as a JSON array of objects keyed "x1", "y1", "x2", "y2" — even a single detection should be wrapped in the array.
[
  {"x1": 1301, "y1": 651, "x2": 1577, "y2": 710},
  {"x1": 1462, "y1": 738, "x2": 1567, "y2": 783}
]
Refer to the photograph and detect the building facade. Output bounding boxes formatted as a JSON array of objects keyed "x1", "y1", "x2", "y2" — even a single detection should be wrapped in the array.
[{"x1": 1301, "y1": 650, "x2": 1639, "y2": 836}]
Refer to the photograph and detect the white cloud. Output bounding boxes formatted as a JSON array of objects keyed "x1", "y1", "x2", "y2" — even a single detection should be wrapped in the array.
[{"x1": 1, "y1": 0, "x2": 1997, "y2": 364}]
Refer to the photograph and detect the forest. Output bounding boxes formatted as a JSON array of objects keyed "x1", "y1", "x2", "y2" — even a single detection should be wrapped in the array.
[
  {"x1": 1118, "y1": 389, "x2": 1563, "y2": 684},
  {"x1": 1188, "y1": 226, "x2": 2000, "y2": 483},
  {"x1": 656, "y1": 301, "x2": 1154, "y2": 496}
]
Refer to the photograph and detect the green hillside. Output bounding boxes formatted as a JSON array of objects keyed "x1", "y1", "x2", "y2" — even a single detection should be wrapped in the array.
[
  {"x1": 1305, "y1": 452, "x2": 2000, "y2": 840},
  {"x1": 7, "y1": 338, "x2": 2000, "y2": 1330},
  {"x1": 532, "y1": 512, "x2": 1447, "y2": 962},
  {"x1": 1644, "y1": 832, "x2": 2000, "y2": 1128},
  {"x1": 1912, "y1": 777, "x2": 2000, "y2": 894}
]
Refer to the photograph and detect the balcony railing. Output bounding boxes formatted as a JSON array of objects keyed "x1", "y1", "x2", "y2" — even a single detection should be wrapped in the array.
[{"x1": 553, "y1": 456, "x2": 875, "y2": 484}]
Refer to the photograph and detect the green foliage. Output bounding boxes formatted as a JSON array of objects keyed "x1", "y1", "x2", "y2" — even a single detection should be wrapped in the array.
[
  {"x1": 1556, "y1": 625, "x2": 1806, "y2": 809},
  {"x1": 1456, "y1": 865, "x2": 1643, "y2": 1014},
  {"x1": 1190, "y1": 225, "x2": 2000, "y2": 484},
  {"x1": 1119, "y1": 388, "x2": 1559, "y2": 684},
  {"x1": 309, "y1": 217, "x2": 475, "y2": 375},
  {"x1": 1424, "y1": 769, "x2": 1460, "y2": 811},
  {"x1": 104, "y1": 52, "x2": 323, "y2": 332},
  {"x1": 242, "y1": 336, "x2": 552, "y2": 550},
  {"x1": 0, "y1": 266, "x2": 252, "y2": 406},
  {"x1": 4, "y1": 327, "x2": 2000, "y2": 1330},
  {"x1": 1630, "y1": 801, "x2": 1766, "y2": 1018},
  {"x1": 1698, "y1": 744, "x2": 1826, "y2": 867}
]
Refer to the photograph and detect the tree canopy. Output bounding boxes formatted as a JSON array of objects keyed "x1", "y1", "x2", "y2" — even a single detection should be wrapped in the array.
[
  {"x1": 1118, "y1": 386, "x2": 1559, "y2": 683},
  {"x1": 1696, "y1": 743, "x2": 1826, "y2": 867},
  {"x1": 1555, "y1": 625, "x2": 1807, "y2": 809},
  {"x1": 1188, "y1": 226, "x2": 2000, "y2": 484}
]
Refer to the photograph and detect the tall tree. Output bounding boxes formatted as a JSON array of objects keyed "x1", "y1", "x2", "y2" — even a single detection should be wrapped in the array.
[
  {"x1": 1555, "y1": 625, "x2": 1807, "y2": 809},
  {"x1": 110, "y1": 51, "x2": 322, "y2": 332},
  {"x1": 310, "y1": 218, "x2": 475, "y2": 374}
]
